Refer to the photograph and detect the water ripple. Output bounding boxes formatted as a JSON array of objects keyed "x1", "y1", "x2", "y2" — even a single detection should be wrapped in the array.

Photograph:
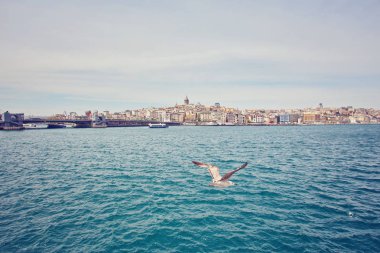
[{"x1": 1, "y1": 125, "x2": 380, "y2": 252}]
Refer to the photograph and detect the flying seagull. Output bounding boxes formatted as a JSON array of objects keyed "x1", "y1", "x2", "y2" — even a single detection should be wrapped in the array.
[{"x1": 192, "y1": 161, "x2": 248, "y2": 187}]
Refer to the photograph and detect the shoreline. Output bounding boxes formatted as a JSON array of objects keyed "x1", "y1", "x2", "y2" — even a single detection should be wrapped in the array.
[{"x1": 1, "y1": 122, "x2": 379, "y2": 131}]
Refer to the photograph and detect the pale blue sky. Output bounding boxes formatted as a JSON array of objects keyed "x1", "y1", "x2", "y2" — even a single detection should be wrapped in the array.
[{"x1": 1, "y1": 0, "x2": 379, "y2": 115}]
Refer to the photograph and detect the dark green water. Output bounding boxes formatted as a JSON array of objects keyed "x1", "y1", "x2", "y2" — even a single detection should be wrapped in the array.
[{"x1": 1, "y1": 125, "x2": 379, "y2": 252}]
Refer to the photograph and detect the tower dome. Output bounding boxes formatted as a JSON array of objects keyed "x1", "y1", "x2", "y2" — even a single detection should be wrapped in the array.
[{"x1": 184, "y1": 96, "x2": 189, "y2": 105}]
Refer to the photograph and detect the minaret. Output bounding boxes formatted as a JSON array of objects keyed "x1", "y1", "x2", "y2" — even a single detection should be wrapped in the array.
[{"x1": 184, "y1": 96, "x2": 189, "y2": 105}]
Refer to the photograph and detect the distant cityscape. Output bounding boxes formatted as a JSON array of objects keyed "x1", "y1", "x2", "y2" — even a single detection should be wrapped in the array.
[{"x1": 2, "y1": 96, "x2": 379, "y2": 127}]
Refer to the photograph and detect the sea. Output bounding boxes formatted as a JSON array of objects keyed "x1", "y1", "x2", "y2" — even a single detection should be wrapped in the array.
[{"x1": 1, "y1": 125, "x2": 379, "y2": 252}]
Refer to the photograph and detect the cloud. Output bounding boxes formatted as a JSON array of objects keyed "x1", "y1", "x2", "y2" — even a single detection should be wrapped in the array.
[{"x1": 0, "y1": 0, "x2": 379, "y2": 114}]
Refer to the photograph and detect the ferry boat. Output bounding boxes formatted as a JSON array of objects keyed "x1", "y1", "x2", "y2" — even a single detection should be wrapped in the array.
[
  {"x1": 148, "y1": 123, "x2": 168, "y2": 128},
  {"x1": 23, "y1": 123, "x2": 48, "y2": 129}
]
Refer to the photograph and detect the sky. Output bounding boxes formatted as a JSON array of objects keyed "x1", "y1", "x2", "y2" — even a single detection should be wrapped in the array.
[{"x1": 0, "y1": 0, "x2": 379, "y2": 115}]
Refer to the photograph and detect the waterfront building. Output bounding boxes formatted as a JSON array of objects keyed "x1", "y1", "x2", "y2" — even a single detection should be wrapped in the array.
[
  {"x1": 247, "y1": 113, "x2": 264, "y2": 124},
  {"x1": 184, "y1": 111, "x2": 196, "y2": 122},
  {"x1": 279, "y1": 114, "x2": 300, "y2": 124},
  {"x1": 256, "y1": 115, "x2": 264, "y2": 124},
  {"x1": 290, "y1": 114, "x2": 300, "y2": 123},
  {"x1": 279, "y1": 114, "x2": 290, "y2": 124},
  {"x1": 164, "y1": 112, "x2": 172, "y2": 122},
  {"x1": 156, "y1": 110, "x2": 171, "y2": 122},
  {"x1": 248, "y1": 114, "x2": 255, "y2": 123},
  {"x1": 170, "y1": 112, "x2": 185, "y2": 122},
  {"x1": 211, "y1": 111, "x2": 226, "y2": 125},
  {"x1": 237, "y1": 114, "x2": 246, "y2": 125},
  {"x1": 226, "y1": 113, "x2": 237, "y2": 125},
  {"x1": 303, "y1": 112, "x2": 321, "y2": 124},
  {"x1": 265, "y1": 115, "x2": 279, "y2": 124},
  {"x1": 197, "y1": 111, "x2": 212, "y2": 122}
]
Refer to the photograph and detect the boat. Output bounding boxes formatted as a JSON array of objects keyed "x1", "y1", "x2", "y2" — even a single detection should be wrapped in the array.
[
  {"x1": 64, "y1": 123, "x2": 76, "y2": 128},
  {"x1": 198, "y1": 121, "x2": 218, "y2": 126},
  {"x1": 23, "y1": 123, "x2": 48, "y2": 129},
  {"x1": 47, "y1": 123, "x2": 66, "y2": 129},
  {"x1": 204, "y1": 122, "x2": 218, "y2": 126},
  {"x1": 3, "y1": 126, "x2": 24, "y2": 130},
  {"x1": 148, "y1": 123, "x2": 168, "y2": 128},
  {"x1": 183, "y1": 122, "x2": 197, "y2": 126},
  {"x1": 91, "y1": 122, "x2": 107, "y2": 128}
]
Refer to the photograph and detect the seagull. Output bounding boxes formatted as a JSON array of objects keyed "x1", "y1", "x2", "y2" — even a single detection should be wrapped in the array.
[{"x1": 192, "y1": 161, "x2": 248, "y2": 187}]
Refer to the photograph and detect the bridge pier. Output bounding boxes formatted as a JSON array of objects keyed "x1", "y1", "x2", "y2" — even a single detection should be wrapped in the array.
[{"x1": 1, "y1": 111, "x2": 24, "y2": 130}]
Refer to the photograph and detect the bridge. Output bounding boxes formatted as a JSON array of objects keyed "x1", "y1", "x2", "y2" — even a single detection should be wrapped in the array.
[
  {"x1": 23, "y1": 119, "x2": 181, "y2": 127},
  {"x1": 1, "y1": 111, "x2": 181, "y2": 130}
]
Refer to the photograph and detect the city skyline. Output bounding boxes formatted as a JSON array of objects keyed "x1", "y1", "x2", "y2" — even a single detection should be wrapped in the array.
[
  {"x1": 2, "y1": 97, "x2": 380, "y2": 118},
  {"x1": 1, "y1": 0, "x2": 380, "y2": 115},
  {"x1": 2, "y1": 96, "x2": 379, "y2": 128}
]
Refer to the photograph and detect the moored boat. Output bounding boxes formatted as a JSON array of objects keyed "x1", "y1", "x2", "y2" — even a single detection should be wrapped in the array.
[
  {"x1": 148, "y1": 123, "x2": 168, "y2": 128},
  {"x1": 64, "y1": 123, "x2": 76, "y2": 128},
  {"x1": 23, "y1": 123, "x2": 48, "y2": 129},
  {"x1": 198, "y1": 121, "x2": 219, "y2": 126},
  {"x1": 3, "y1": 126, "x2": 24, "y2": 130},
  {"x1": 183, "y1": 122, "x2": 197, "y2": 126}
]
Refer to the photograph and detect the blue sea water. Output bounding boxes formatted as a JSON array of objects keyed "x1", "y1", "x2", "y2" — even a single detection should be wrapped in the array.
[{"x1": 1, "y1": 125, "x2": 380, "y2": 252}]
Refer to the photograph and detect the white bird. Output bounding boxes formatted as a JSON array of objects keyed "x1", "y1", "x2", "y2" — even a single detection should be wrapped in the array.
[{"x1": 192, "y1": 161, "x2": 248, "y2": 187}]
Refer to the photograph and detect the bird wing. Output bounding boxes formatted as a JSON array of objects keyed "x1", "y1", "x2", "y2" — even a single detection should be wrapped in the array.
[
  {"x1": 220, "y1": 162, "x2": 248, "y2": 181},
  {"x1": 192, "y1": 161, "x2": 222, "y2": 182}
]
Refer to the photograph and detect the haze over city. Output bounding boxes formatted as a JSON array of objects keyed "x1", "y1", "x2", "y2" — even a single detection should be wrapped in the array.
[{"x1": 1, "y1": 0, "x2": 379, "y2": 115}]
